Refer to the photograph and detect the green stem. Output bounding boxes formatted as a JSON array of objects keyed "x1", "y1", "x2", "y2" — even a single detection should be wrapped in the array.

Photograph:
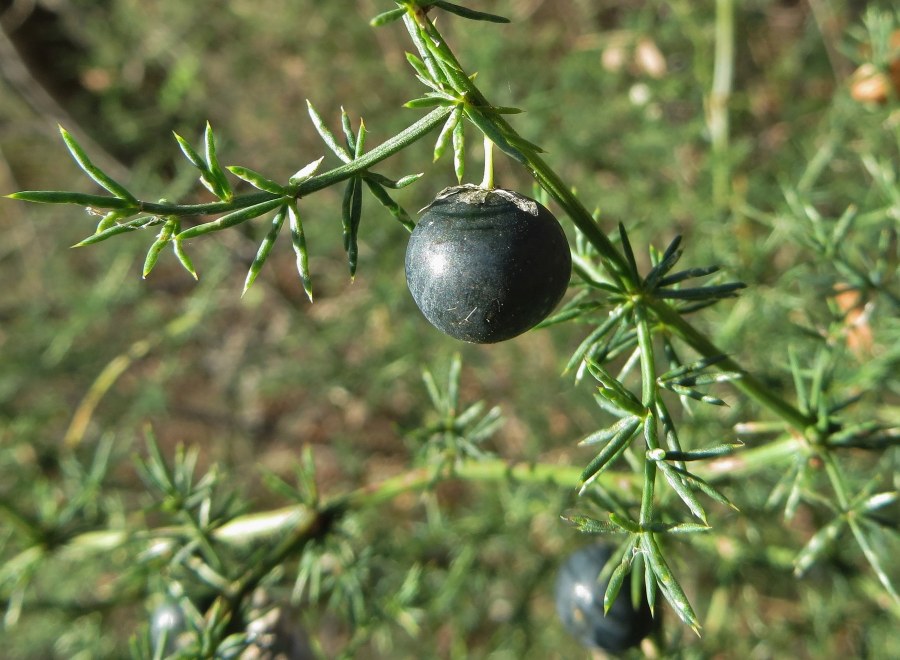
[
  {"x1": 634, "y1": 304, "x2": 659, "y2": 527},
  {"x1": 409, "y1": 12, "x2": 634, "y2": 284},
  {"x1": 709, "y1": 0, "x2": 734, "y2": 208},
  {"x1": 60, "y1": 459, "x2": 635, "y2": 558},
  {"x1": 17, "y1": 106, "x2": 452, "y2": 219},
  {"x1": 54, "y1": 436, "x2": 797, "y2": 561},
  {"x1": 522, "y1": 147, "x2": 635, "y2": 285},
  {"x1": 648, "y1": 299, "x2": 814, "y2": 429},
  {"x1": 299, "y1": 104, "x2": 452, "y2": 195}
]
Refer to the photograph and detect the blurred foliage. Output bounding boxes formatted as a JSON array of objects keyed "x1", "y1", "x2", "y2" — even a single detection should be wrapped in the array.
[{"x1": 0, "y1": 0, "x2": 898, "y2": 657}]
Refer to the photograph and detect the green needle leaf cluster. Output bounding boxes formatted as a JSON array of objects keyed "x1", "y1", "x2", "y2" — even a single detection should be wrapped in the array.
[{"x1": 3, "y1": 1, "x2": 898, "y2": 649}]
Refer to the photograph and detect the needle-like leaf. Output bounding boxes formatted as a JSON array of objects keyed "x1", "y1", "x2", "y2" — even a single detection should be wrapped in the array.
[
  {"x1": 73, "y1": 216, "x2": 165, "y2": 247},
  {"x1": 227, "y1": 166, "x2": 287, "y2": 195},
  {"x1": 204, "y1": 122, "x2": 233, "y2": 201},
  {"x1": 307, "y1": 100, "x2": 352, "y2": 162},
  {"x1": 433, "y1": 1, "x2": 510, "y2": 23},
  {"x1": 176, "y1": 198, "x2": 284, "y2": 240},
  {"x1": 364, "y1": 179, "x2": 415, "y2": 231},
  {"x1": 434, "y1": 106, "x2": 462, "y2": 162},
  {"x1": 370, "y1": 6, "x2": 407, "y2": 27},
  {"x1": 289, "y1": 156, "x2": 325, "y2": 186},
  {"x1": 288, "y1": 202, "x2": 313, "y2": 302},
  {"x1": 452, "y1": 115, "x2": 465, "y2": 183},
  {"x1": 641, "y1": 534, "x2": 701, "y2": 633},
  {"x1": 142, "y1": 218, "x2": 177, "y2": 278},
  {"x1": 579, "y1": 417, "x2": 641, "y2": 492},
  {"x1": 243, "y1": 204, "x2": 288, "y2": 296},
  {"x1": 59, "y1": 127, "x2": 137, "y2": 202},
  {"x1": 7, "y1": 190, "x2": 135, "y2": 209}
]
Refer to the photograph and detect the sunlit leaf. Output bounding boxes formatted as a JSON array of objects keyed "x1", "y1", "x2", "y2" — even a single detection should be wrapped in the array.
[
  {"x1": 204, "y1": 122, "x2": 233, "y2": 201},
  {"x1": 289, "y1": 156, "x2": 325, "y2": 186},
  {"x1": 226, "y1": 166, "x2": 287, "y2": 195},
  {"x1": 848, "y1": 518, "x2": 900, "y2": 605},
  {"x1": 59, "y1": 126, "x2": 137, "y2": 202},
  {"x1": 370, "y1": 6, "x2": 406, "y2": 27},
  {"x1": 641, "y1": 534, "x2": 700, "y2": 633},
  {"x1": 794, "y1": 517, "x2": 846, "y2": 576},
  {"x1": 173, "y1": 236, "x2": 199, "y2": 280},
  {"x1": 560, "y1": 515, "x2": 620, "y2": 534},
  {"x1": 657, "y1": 461, "x2": 709, "y2": 524},
  {"x1": 307, "y1": 100, "x2": 351, "y2": 162},
  {"x1": 142, "y1": 218, "x2": 177, "y2": 278}
]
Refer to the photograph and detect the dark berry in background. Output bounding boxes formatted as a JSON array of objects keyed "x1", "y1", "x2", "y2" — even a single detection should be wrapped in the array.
[{"x1": 555, "y1": 543, "x2": 656, "y2": 653}]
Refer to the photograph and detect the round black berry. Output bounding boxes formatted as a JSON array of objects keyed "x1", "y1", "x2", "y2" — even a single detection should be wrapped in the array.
[
  {"x1": 405, "y1": 185, "x2": 571, "y2": 343},
  {"x1": 555, "y1": 543, "x2": 655, "y2": 653}
]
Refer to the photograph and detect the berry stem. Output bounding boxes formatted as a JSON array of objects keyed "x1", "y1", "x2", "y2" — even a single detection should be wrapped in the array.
[{"x1": 481, "y1": 136, "x2": 495, "y2": 189}]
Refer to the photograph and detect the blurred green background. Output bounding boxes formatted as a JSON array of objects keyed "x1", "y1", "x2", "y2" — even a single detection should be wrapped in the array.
[{"x1": 1, "y1": 0, "x2": 898, "y2": 657}]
